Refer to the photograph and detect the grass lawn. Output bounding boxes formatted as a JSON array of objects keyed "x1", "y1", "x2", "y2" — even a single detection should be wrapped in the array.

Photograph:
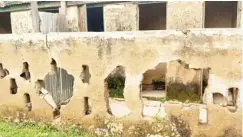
[{"x1": 0, "y1": 121, "x2": 92, "y2": 137}]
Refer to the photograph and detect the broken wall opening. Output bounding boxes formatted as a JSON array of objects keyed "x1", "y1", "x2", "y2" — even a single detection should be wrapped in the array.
[
  {"x1": 10, "y1": 78, "x2": 18, "y2": 94},
  {"x1": 87, "y1": 6, "x2": 104, "y2": 32},
  {"x1": 105, "y1": 66, "x2": 131, "y2": 117},
  {"x1": 80, "y1": 65, "x2": 91, "y2": 84},
  {"x1": 139, "y1": 2, "x2": 166, "y2": 30},
  {"x1": 34, "y1": 58, "x2": 75, "y2": 119},
  {"x1": 201, "y1": 68, "x2": 210, "y2": 100},
  {"x1": 213, "y1": 93, "x2": 224, "y2": 105},
  {"x1": 141, "y1": 63, "x2": 167, "y2": 100},
  {"x1": 105, "y1": 66, "x2": 125, "y2": 98},
  {"x1": 0, "y1": 63, "x2": 9, "y2": 79},
  {"x1": 228, "y1": 87, "x2": 238, "y2": 106},
  {"x1": 0, "y1": 12, "x2": 12, "y2": 34},
  {"x1": 166, "y1": 60, "x2": 202, "y2": 103},
  {"x1": 23, "y1": 93, "x2": 32, "y2": 111},
  {"x1": 84, "y1": 97, "x2": 91, "y2": 115},
  {"x1": 205, "y1": 1, "x2": 238, "y2": 28},
  {"x1": 20, "y1": 62, "x2": 31, "y2": 81}
]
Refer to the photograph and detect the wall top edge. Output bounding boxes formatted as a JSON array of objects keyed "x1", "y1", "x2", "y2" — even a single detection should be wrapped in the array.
[{"x1": 0, "y1": 29, "x2": 242, "y2": 41}]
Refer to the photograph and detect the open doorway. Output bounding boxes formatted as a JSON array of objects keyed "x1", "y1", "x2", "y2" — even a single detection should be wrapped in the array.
[
  {"x1": 139, "y1": 2, "x2": 166, "y2": 30},
  {"x1": 87, "y1": 6, "x2": 104, "y2": 32},
  {"x1": 205, "y1": 1, "x2": 238, "y2": 28},
  {"x1": 141, "y1": 63, "x2": 167, "y2": 100},
  {"x1": 0, "y1": 12, "x2": 12, "y2": 34}
]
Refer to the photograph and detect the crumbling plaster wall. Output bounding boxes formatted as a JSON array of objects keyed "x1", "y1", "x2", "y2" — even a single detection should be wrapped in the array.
[
  {"x1": 104, "y1": 3, "x2": 139, "y2": 31},
  {"x1": 142, "y1": 63, "x2": 166, "y2": 84},
  {"x1": 0, "y1": 29, "x2": 241, "y2": 120},
  {"x1": 167, "y1": 1, "x2": 204, "y2": 29}
]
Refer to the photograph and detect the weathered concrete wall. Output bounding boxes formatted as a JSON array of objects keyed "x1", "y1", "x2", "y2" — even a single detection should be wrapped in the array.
[
  {"x1": 0, "y1": 29, "x2": 241, "y2": 136},
  {"x1": 11, "y1": 11, "x2": 33, "y2": 34},
  {"x1": 66, "y1": 6, "x2": 80, "y2": 32},
  {"x1": 104, "y1": 3, "x2": 139, "y2": 31},
  {"x1": 167, "y1": 1, "x2": 204, "y2": 29}
]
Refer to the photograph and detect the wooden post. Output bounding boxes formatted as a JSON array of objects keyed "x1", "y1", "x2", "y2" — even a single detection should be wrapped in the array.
[
  {"x1": 30, "y1": 1, "x2": 40, "y2": 32},
  {"x1": 60, "y1": 1, "x2": 67, "y2": 15},
  {"x1": 58, "y1": 1, "x2": 68, "y2": 32}
]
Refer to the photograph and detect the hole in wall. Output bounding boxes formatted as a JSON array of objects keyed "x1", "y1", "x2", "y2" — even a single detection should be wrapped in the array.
[
  {"x1": 141, "y1": 62, "x2": 167, "y2": 100},
  {"x1": 139, "y1": 2, "x2": 166, "y2": 30},
  {"x1": 80, "y1": 65, "x2": 91, "y2": 84},
  {"x1": 202, "y1": 68, "x2": 210, "y2": 97},
  {"x1": 23, "y1": 93, "x2": 32, "y2": 111},
  {"x1": 20, "y1": 62, "x2": 31, "y2": 80},
  {"x1": 35, "y1": 79, "x2": 60, "y2": 119},
  {"x1": 228, "y1": 87, "x2": 238, "y2": 106},
  {"x1": 213, "y1": 93, "x2": 224, "y2": 105},
  {"x1": 166, "y1": 60, "x2": 202, "y2": 103},
  {"x1": 105, "y1": 66, "x2": 125, "y2": 99},
  {"x1": 0, "y1": 63, "x2": 9, "y2": 79},
  {"x1": 0, "y1": 12, "x2": 12, "y2": 34},
  {"x1": 84, "y1": 97, "x2": 91, "y2": 115},
  {"x1": 205, "y1": 1, "x2": 238, "y2": 28},
  {"x1": 105, "y1": 66, "x2": 131, "y2": 117},
  {"x1": 36, "y1": 58, "x2": 74, "y2": 119},
  {"x1": 10, "y1": 78, "x2": 18, "y2": 94}
]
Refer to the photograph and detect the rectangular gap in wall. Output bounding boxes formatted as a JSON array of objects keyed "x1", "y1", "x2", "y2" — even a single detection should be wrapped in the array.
[
  {"x1": 0, "y1": 12, "x2": 12, "y2": 34},
  {"x1": 84, "y1": 97, "x2": 91, "y2": 115},
  {"x1": 87, "y1": 6, "x2": 104, "y2": 32},
  {"x1": 139, "y1": 2, "x2": 166, "y2": 30},
  {"x1": 205, "y1": 1, "x2": 238, "y2": 28},
  {"x1": 228, "y1": 87, "x2": 238, "y2": 106}
]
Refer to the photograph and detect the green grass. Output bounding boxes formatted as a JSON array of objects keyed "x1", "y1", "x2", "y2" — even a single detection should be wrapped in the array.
[{"x1": 0, "y1": 121, "x2": 92, "y2": 137}]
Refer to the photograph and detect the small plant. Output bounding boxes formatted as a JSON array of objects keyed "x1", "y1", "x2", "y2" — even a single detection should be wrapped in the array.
[
  {"x1": 107, "y1": 76, "x2": 125, "y2": 98},
  {"x1": 159, "y1": 97, "x2": 167, "y2": 103},
  {"x1": 154, "y1": 115, "x2": 164, "y2": 122}
]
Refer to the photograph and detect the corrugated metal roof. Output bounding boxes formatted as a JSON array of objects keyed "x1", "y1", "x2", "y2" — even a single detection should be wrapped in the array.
[
  {"x1": 2, "y1": 1, "x2": 30, "y2": 7},
  {"x1": 1, "y1": 1, "x2": 112, "y2": 8}
]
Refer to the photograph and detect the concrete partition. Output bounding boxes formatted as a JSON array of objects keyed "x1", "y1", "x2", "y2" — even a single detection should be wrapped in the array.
[
  {"x1": 167, "y1": 1, "x2": 204, "y2": 29},
  {"x1": 0, "y1": 29, "x2": 242, "y2": 136},
  {"x1": 103, "y1": 3, "x2": 139, "y2": 31}
]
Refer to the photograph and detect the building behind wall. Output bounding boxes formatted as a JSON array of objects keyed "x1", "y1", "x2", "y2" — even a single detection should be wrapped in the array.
[
  {"x1": 0, "y1": 1, "x2": 242, "y2": 33},
  {"x1": 0, "y1": 1, "x2": 242, "y2": 137}
]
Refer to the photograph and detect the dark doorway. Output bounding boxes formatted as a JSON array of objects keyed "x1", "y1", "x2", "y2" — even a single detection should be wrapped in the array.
[
  {"x1": 87, "y1": 7, "x2": 104, "y2": 32},
  {"x1": 0, "y1": 12, "x2": 12, "y2": 34},
  {"x1": 139, "y1": 2, "x2": 166, "y2": 30},
  {"x1": 205, "y1": 1, "x2": 238, "y2": 28}
]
